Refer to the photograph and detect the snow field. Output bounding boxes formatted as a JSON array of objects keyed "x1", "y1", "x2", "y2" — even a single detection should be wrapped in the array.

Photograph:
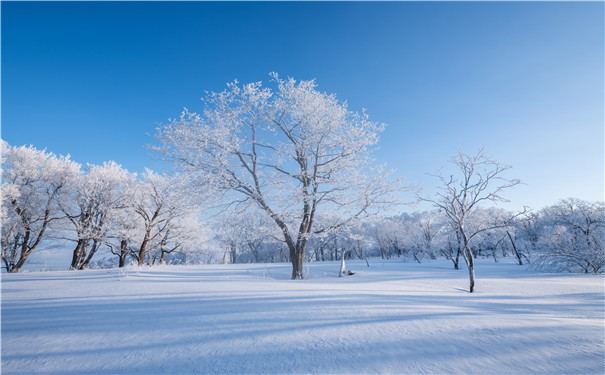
[{"x1": 2, "y1": 259, "x2": 604, "y2": 374}]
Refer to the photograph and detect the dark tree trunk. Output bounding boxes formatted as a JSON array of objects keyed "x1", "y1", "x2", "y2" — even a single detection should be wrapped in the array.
[
  {"x1": 138, "y1": 235, "x2": 149, "y2": 266},
  {"x1": 118, "y1": 239, "x2": 128, "y2": 268},
  {"x1": 9, "y1": 229, "x2": 32, "y2": 273},
  {"x1": 79, "y1": 239, "x2": 100, "y2": 270},
  {"x1": 290, "y1": 244, "x2": 306, "y2": 279},
  {"x1": 507, "y1": 231, "x2": 523, "y2": 265},
  {"x1": 11, "y1": 240, "x2": 31, "y2": 274},
  {"x1": 70, "y1": 239, "x2": 89, "y2": 270},
  {"x1": 454, "y1": 249, "x2": 460, "y2": 270},
  {"x1": 229, "y1": 243, "x2": 237, "y2": 264}
]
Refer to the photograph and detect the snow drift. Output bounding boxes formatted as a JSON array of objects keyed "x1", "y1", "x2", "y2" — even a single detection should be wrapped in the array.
[{"x1": 2, "y1": 259, "x2": 603, "y2": 374}]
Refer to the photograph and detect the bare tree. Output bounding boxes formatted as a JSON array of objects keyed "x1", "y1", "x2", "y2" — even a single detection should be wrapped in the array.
[
  {"x1": 420, "y1": 148, "x2": 524, "y2": 293},
  {"x1": 154, "y1": 74, "x2": 402, "y2": 279}
]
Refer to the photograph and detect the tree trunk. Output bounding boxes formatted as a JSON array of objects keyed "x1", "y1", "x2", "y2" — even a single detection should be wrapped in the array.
[
  {"x1": 138, "y1": 236, "x2": 149, "y2": 266},
  {"x1": 70, "y1": 239, "x2": 84, "y2": 270},
  {"x1": 467, "y1": 254, "x2": 476, "y2": 293},
  {"x1": 11, "y1": 247, "x2": 31, "y2": 274},
  {"x1": 460, "y1": 229, "x2": 476, "y2": 293},
  {"x1": 229, "y1": 243, "x2": 237, "y2": 264},
  {"x1": 290, "y1": 253, "x2": 297, "y2": 279},
  {"x1": 453, "y1": 249, "x2": 460, "y2": 270},
  {"x1": 460, "y1": 246, "x2": 476, "y2": 293},
  {"x1": 339, "y1": 250, "x2": 347, "y2": 277},
  {"x1": 297, "y1": 249, "x2": 305, "y2": 278},
  {"x1": 118, "y1": 239, "x2": 128, "y2": 268},
  {"x1": 507, "y1": 231, "x2": 523, "y2": 265},
  {"x1": 290, "y1": 244, "x2": 305, "y2": 279},
  {"x1": 79, "y1": 239, "x2": 100, "y2": 270},
  {"x1": 71, "y1": 239, "x2": 90, "y2": 270},
  {"x1": 453, "y1": 230, "x2": 463, "y2": 270}
]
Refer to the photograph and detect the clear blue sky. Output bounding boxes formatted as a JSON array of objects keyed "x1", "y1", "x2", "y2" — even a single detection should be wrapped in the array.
[{"x1": 2, "y1": 1, "x2": 603, "y2": 212}]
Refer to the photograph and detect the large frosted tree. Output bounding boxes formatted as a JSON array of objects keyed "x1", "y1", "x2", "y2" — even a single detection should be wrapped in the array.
[
  {"x1": 154, "y1": 74, "x2": 400, "y2": 279},
  {"x1": 1, "y1": 141, "x2": 80, "y2": 273}
]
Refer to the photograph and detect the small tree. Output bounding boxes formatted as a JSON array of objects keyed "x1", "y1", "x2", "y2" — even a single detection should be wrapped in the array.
[{"x1": 420, "y1": 148, "x2": 524, "y2": 293}]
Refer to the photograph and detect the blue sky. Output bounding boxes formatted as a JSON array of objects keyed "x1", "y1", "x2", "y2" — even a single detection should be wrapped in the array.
[{"x1": 2, "y1": 1, "x2": 603, "y2": 212}]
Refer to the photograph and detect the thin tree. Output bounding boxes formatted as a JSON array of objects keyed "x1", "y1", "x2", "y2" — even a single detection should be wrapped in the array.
[{"x1": 420, "y1": 148, "x2": 525, "y2": 293}]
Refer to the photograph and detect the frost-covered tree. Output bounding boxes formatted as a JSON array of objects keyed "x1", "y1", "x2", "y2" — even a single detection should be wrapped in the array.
[
  {"x1": 154, "y1": 73, "x2": 401, "y2": 279},
  {"x1": 420, "y1": 148, "x2": 524, "y2": 293},
  {"x1": 156, "y1": 212, "x2": 208, "y2": 265},
  {"x1": 439, "y1": 224, "x2": 463, "y2": 270},
  {"x1": 408, "y1": 210, "x2": 444, "y2": 262},
  {"x1": 1, "y1": 141, "x2": 80, "y2": 273},
  {"x1": 338, "y1": 218, "x2": 373, "y2": 265},
  {"x1": 104, "y1": 183, "x2": 141, "y2": 268},
  {"x1": 59, "y1": 161, "x2": 134, "y2": 270},
  {"x1": 307, "y1": 230, "x2": 338, "y2": 262},
  {"x1": 213, "y1": 209, "x2": 278, "y2": 264},
  {"x1": 130, "y1": 170, "x2": 195, "y2": 266},
  {"x1": 537, "y1": 198, "x2": 604, "y2": 273},
  {"x1": 372, "y1": 216, "x2": 400, "y2": 260},
  {"x1": 515, "y1": 212, "x2": 543, "y2": 257}
]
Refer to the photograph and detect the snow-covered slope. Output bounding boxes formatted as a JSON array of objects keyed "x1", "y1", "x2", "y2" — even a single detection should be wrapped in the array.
[{"x1": 2, "y1": 259, "x2": 603, "y2": 374}]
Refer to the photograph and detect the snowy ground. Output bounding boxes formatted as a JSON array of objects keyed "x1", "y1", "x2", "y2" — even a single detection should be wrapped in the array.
[{"x1": 2, "y1": 259, "x2": 604, "y2": 374}]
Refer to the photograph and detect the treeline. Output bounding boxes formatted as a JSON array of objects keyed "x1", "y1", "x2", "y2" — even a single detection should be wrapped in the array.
[
  {"x1": 3, "y1": 140, "x2": 602, "y2": 274},
  {"x1": 214, "y1": 200, "x2": 605, "y2": 274},
  {"x1": 1, "y1": 141, "x2": 208, "y2": 273}
]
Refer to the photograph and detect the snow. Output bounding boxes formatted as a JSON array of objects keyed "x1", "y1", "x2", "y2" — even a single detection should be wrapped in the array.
[{"x1": 2, "y1": 259, "x2": 604, "y2": 374}]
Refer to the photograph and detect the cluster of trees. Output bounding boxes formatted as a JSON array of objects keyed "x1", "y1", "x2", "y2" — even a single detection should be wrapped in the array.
[
  {"x1": 1, "y1": 141, "x2": 208, "y2": 273},
  {"x1": 212, "y1": 199, "x2": 604, "y2": 273},
  {"x1": 3, "y1": 74, "x2": 603, "y2": 293}
]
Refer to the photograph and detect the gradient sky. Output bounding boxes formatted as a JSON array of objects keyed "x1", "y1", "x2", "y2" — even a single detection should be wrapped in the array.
[{"x1": 2, "y1": 1, "x2": 603, "y2": 212}]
